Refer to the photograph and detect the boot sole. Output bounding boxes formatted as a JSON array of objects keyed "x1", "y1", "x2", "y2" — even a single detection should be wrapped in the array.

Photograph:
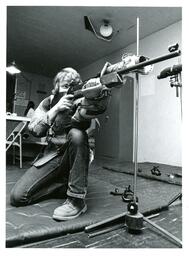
[{"x1": 53, "y1": 205, "x2": 87, "y2": 221}]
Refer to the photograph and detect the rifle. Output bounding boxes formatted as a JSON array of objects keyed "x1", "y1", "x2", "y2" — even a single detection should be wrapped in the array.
[{"x1": 68, "y1": 50, "x2": 181, "y2": 100}]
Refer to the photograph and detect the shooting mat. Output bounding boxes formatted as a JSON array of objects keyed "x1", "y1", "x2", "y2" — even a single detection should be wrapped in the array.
[{"x1": 6, "y1": 162, "x2": 181, "y2": 247}]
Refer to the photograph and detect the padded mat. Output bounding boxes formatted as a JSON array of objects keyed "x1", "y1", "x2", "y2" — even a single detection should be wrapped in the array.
[
  {"x1": 6, "y1": 165, "x2": 181, "y2": 247},
  {"x1": 103, "y1": 162, "x2": 182, "y2": 186}
]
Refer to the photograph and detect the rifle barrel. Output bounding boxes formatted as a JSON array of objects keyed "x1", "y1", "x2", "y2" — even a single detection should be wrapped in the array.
[{"x1": 118, "y1": 50, "x2": 181, "y2": 75}]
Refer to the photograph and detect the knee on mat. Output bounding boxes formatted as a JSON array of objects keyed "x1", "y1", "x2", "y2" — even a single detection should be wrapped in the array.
[
  {"x1": 10, "y1": 186, "x2": 30, "y2": 207},
  {"x1": 68, "y1": 128, "x2": 87, "y2": 146}
]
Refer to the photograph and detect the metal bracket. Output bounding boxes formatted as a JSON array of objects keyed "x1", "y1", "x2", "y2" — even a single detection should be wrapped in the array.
[{"x1": 100, "y1": 72, "x2": 123, "y2": 87}]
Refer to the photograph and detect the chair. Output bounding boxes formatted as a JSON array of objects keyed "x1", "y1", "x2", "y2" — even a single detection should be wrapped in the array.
[{"x1": 6, "y1": 121, "x2": 28, "y2": 168}]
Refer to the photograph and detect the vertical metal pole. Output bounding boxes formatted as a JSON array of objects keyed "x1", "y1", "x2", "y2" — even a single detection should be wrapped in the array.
[
  {"x1": 136, "y1": 17, "x2": 139, "y2": 56},
  {"x1": 133, "y1": 17, "x2": 140, "y2": 202},
  {"x1": 177, "y1": 56, "x2": 182, "y2": 119},
  {"x1": 13, "y1": 74, "x2": 17, "y2": 113},
  {"x1": 134, "y1": 73, "x2": 139, "y2": 202},
  {"x1": 179, "y1": 73, "x2": 182, "y2": 119}
]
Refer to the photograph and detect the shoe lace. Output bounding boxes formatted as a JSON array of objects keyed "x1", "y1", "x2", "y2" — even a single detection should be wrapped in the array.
[{"x1": 63, "y1": 198, "x2": 75, "y2": 209}]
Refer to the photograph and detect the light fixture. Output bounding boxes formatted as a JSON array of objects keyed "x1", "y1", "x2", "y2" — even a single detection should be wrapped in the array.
[
  {"x1": 6, "y1": 61, "x2": 21, "y2": 75},
  {"x1": 84, "y1": 16, "x2": 118, "y2": 42},
  {"x1": 99, "y1": 20, "x2": 113, "y2": 38}
]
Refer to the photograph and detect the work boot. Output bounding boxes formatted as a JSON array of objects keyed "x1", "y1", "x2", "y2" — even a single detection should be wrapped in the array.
[{"x1": 53, "y1": 196, "x2": 87, "y2": 221}]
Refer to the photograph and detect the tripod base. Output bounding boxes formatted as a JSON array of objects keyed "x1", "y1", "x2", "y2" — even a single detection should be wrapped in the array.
[
  {"x1": 125, "y1": 211, "x2": 143, "y2": 233},
  {"x1": 125, "y1": 210, "x2": 182, "y2": 247}
]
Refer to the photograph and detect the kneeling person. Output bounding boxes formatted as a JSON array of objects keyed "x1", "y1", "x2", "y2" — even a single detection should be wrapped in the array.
[{"x1": 10, "y1": 67, "x2": 110, "y2": 221}]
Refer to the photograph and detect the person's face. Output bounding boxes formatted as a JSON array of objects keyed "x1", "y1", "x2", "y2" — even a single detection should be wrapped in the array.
[
  {"x1": 57, "y1": 72, "x2": 74, "y2": 93},
  {"x1": 58, "y1": 81, "x2": 70, "y2": 94}
]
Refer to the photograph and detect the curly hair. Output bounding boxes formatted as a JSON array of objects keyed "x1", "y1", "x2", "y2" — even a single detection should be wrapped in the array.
[{"x1": 52, "y1": 67, "x2": 82, "y2": 95}]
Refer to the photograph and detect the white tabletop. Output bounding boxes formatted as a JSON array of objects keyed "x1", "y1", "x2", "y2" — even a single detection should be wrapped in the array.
[{"x1": 6, "y1": 114, "x2": 31, "y2": 122}]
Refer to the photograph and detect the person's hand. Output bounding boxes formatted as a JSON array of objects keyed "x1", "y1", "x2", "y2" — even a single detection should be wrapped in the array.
[
  {"x1": 56, "y1": 94, "x2": 74, "y2": 112},
  {"x1": 83, "y1": 78, "x2": 101, "y2": 88}
]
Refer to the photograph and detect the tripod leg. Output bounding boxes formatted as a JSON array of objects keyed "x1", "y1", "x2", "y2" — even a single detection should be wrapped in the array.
[
  {"x1": 143, "y1": 216, "x2": 182, "y2": 248},
  {"x1": 85, "y1": 212, "x2": 126, "y2": 233},
  {"x1": 88, "y1": 223, "x2": 125, "y2": 238},
  {"x1": 168, "y1": 193, "x2": 182, "y2": 206}
]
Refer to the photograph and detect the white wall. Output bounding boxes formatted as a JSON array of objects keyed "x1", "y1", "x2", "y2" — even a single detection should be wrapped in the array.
[
  {"x1": 79, "y1": 21, "x2": 182, "y2": 166},
  {"x1": 128, "y1": 21, "x2": 182, "y2": 166}
]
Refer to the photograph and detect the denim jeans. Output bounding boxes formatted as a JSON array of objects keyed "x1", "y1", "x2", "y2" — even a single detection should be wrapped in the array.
[{"x1": 10, "y1": 128, "x2": 89, "y2": 206}]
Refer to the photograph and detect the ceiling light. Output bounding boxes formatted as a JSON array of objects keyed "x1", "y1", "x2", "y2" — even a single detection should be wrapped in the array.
[
  {"x1": 100, "y1": 20, "x2": 113, "y2": 38},
  {"x1": 6, "y1": 61, "x2": 21, "y2": 75},
  {"x1": 84, "y1": 16, "x2": 117, "y2": 42}
]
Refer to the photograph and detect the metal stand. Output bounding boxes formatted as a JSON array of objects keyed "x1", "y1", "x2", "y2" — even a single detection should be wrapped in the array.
[
  {"x1": 85, "y1": 19, "x2": 182, "y2": 248},
  {"x1": 85, "y1": 69, "x2": 182, "y2": 246},
  {"x1": 13, "y1": 74, "x2": 18, "y2": 113}
]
